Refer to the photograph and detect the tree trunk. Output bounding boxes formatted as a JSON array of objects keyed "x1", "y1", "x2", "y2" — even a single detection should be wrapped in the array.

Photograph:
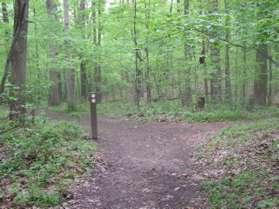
[
  {"x1": 9, "y1": 0, "x2": 29, "y2": 121},
  {"x1": 144, "y1": 0, "x2": 151, "y2": 104},
  {"x1": 181, "y1": 0, "x2": 192, "y2": 107},
  {"x1": 133, "y1": 0, "x2": 141, "y2": 109},
  {"x1": 63, "y1": 0, "x2": 76, "y2": 110},
  {"x1": 253, "y1": 3, "x2": 268, "y2": 106},
  {"x1": 254, "y1": 44, "x2": 268, "y2": 105},
  {"x1": 209, "y1": 0, "x2": 222, "y2": 104},
  {"x1": 268, "y1": 56, "x2": 272, "y2": 105},
  {"x1": 0, "y1": 2, "x2": 9, "y2": 94},
  {"x1": 80, "y1": 0, "x2": 88, "y2": 99},
  {"x1": 49, "y1": 70, "x2": 61, "y2": 105},
  {"x1": 46, "y1": 0, "x2": 61, "y2": 105},
  {"x1": 224, "y1": 0, "x2": 232, "y2": 104},
  {"x1": 242, "y1": 44, "x2": 247, "y2": 104},
  {"x1": 65, "y1": 70, "x2": 76, "y2": 110},
  {"x1": 95, "y1": 0, "x2": 102, "y2": 102},
  {"x1": 80, "y1": 60, "x2": 87, "y2": 99}
]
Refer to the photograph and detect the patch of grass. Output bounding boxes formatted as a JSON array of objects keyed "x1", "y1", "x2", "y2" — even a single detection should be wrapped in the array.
[
  {"x1": 198, "y1": 118, "x2": 279, "y2": 209},
  {"x1": 0, "y1": 117, "x2": 95, "y2": 208}
]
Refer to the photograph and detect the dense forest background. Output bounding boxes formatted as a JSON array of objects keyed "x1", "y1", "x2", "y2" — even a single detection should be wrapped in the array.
[
  {"x1": 0, "y1": 1, "x2": 279, "y2": 208},
  {"x1": 0, "y1": 0, "x2": 278, "y2": 116}
]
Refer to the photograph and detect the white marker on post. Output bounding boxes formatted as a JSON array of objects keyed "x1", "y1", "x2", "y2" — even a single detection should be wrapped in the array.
[{"x1": 91, "y1": 94, "x2": 96, "y2": 103}]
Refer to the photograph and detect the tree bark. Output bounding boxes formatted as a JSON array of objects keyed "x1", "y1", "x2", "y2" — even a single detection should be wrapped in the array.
[
  {"x1": 95, "y1": 0, "x2": 102, "y2": 102},
  {"x1": 144, "y1": 0, "x2": 151, "y2": 104},
  {"x1": 46, "y1": 0, "x2": 61, "y2": 105},
  {"x1": 9, "y1": 0, "x2": 29, "y2": 121},
  {"x1": 80, "y1": 0, "x2": 88, "y2": 99},
  {"x1": 268, "y1": 56, "x2": 272, "y2": 105},
  {"x1": 132, "y1": 0, "x2": 141, "y2": 109},
  {"x1": 63, "y1": 0, "x2": 76, "y2": 110},
  {"x1": 181, "y1": 0, "x2": 192, "y2": 107},
  {"x1": 254, "y1": 44, "x2": 268, "y2": 105},
  {"x1": 242, "y1": 43, "x2": 247, "y2": 104},
  {"x1": 0, "y1": 2, "x2": 9, "y2": 94},
  {"x1": 254, "y1": 2, "x2": 268, "y2": 106},
  {"x1": 80, "y1": 60, "x2": 87, "y2": 99},
  {"x1": 209, "y1": 0, "x2": 222, "y2": 104}
]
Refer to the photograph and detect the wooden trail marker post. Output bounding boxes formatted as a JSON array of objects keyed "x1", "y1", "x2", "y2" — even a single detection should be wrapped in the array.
[{"x1": 89, "y1": 93, "x2": 98, "y2": 139}]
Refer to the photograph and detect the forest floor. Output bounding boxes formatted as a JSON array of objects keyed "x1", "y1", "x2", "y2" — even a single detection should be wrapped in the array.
[{"x1": 47, "y1": 111, "x2": 229, "y2": 209}]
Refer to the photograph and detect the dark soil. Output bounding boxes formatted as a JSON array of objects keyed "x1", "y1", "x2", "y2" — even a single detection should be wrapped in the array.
[{"x1": 48, "y1": 112, "x2": 227, "y2": 209}]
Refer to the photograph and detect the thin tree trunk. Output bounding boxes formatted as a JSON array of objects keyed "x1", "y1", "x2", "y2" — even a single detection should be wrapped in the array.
[
  {"x1": 95, "y1": 0, "x2": 102, "y2": 102},
  {"x1": 80, "y1": 60, "x2": 87, "y2": 99},
  {"x1": 91, "y1": 0, "x2": 97, "y2": 93},
  {"x1": 0, "y1": 2, "x2": 9, "y2": 94},
  {"x1": 133, "y1": 0, "x2": 140, "y2": 109},
  {"x1": 224, "y1": 0, "x2": 232, "y2": 104},
  {"x1": 144, "y1": 0, "x2": 151, "y2": 104},
  {"x1": 268, "y1": 56, "x2": 272, "y2": 105},
  {"x1": 242, "y1": 44, "x2": 247, "y2": 104}
]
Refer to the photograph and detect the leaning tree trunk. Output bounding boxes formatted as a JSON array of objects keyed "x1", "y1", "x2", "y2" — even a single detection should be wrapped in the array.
[
  {"x1": 46, "y1": 0, "x2": 61, "y2": 105},
  {"x1": 9, "y1": 0, "x2": 29, "y2": 121}
]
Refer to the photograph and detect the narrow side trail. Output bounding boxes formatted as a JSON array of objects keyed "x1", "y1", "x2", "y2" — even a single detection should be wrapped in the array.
[{"x1": 48, "y1": 112, "x2": 227, "y2": 209}]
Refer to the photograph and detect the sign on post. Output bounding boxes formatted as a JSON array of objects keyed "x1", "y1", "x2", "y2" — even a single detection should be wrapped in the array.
[{"x1": 89, "y1": 93, "x2": 98, "y2": 140}]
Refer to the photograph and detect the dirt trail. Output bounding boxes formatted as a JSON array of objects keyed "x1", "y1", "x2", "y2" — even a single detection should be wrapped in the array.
[{"x1": 48, "y1": 112, "x2": 227, "y2": 209}]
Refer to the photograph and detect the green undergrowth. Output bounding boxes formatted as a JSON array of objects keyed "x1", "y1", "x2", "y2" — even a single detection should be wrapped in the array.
[
  {"x1": 49, "y1": 103, "x2": 88, "y2": 118},
  {"x1": 49, "y1": 100, "x2": 279, "y2": 122},
  {"x1": 0, "y1": 116, "x2": 95, "y2": 208},
  {"x1": 102, "y1": 100, "x2": 279, "y2": 122},
  {"x1": 198, "y1": 118, "x2": 279, "y2": 209}
]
